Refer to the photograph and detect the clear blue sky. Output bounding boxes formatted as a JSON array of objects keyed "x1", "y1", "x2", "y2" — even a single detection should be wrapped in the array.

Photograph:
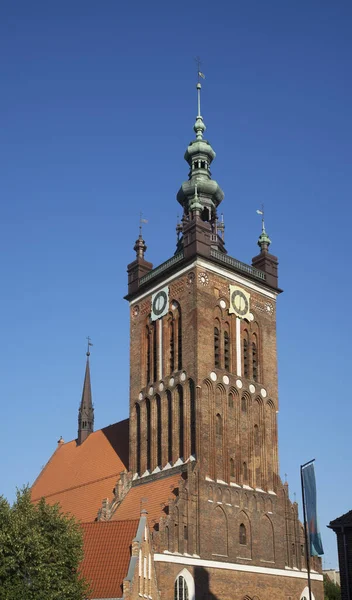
[{"x1": 1, "y1": 0, "x2": 351, "y2": 570}]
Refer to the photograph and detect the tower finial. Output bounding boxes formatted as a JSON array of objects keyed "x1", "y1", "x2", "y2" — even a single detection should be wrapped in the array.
[
  {"x1": 256, "y1": 205, "x2": 271, "y2": 252},
  {"x1": 139, "y1": 212, "x2": 148, "y2": 237},
  {"x1": 194, "y1": 57, "x2": 206, "y2": 140},
  {"x1": 86, "y1": 336, "x2": 93, "y2": 357}
]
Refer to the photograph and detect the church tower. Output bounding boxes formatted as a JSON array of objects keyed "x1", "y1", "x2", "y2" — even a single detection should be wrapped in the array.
[
  {"x1": 126, "y1": 80, "x2": 279, "y2": 491},
  {"x1": 125, "y1": 80, "x2": 322, "y2": 598}
]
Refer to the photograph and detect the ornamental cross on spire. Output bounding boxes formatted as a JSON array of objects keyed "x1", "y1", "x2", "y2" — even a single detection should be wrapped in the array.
[{"x1": 86, "y1": 336, "x2": 93, "y2": 357}]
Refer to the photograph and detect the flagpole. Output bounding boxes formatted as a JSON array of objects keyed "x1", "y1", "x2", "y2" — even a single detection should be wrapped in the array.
[{"x1": 301, "y1": 459, "x2": 315, "y2": 600}]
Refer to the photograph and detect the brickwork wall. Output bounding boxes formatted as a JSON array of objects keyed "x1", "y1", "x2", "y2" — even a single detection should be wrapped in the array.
[{"x1": 155, "y1": 561, "x2": 324, "y2": 600}]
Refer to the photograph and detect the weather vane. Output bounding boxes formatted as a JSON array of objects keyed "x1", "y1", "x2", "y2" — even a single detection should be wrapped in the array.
[
  {"x1": 86, "y1": 336, "x2": 93, "y2": 357},
  {"x1": 139, "y1": 212, "x2": 148, "y2": 236},
  {"x1": 256, "y1": 204, "x2": 266, "y2": 231},
  {"x1": 195, "y1": 56, "x2": 205, "y2": 83}
]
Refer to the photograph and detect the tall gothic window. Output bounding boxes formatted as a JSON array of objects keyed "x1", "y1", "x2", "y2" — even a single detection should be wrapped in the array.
[
  {"x1": 190, "y1": 379, "x2": 196, "y2": 456},
  {"x1": 216, "y1": 413, "x2": 222, "y2": 436},
  {"x1": 174, "y1": 576, "x2": 189, "y2": 600},
  {"x1": 178, "y1": 386, "x2": 184, "y2": 459},
  {"x1": 177, "y1": 308, "x2": 182, "y2": 370},
  {"x1": 214, "y1": 327, "x2": 220, "y2": 368},
  {"x1": 252, "y1": 338, "x2": 258, "y2": 381},
  {"x1": 243, "y1": 337, "x2": 249, "y2": 378},
  {"x1": 243, "y1": 461, "x2": 248, "y2": 483},
  {"x1": 241, "y1": 396, "x2": 247, "y2": 413},
  {"x1": 146, "y1": 326, "x2": 151, "y2": 384},
  {"x1": 169, "y1": 318, "x2": 175, "y2": 373},
  {"x1": 156, "y1": 395, "x2": 162, "y2": 467},
  {"x1": 152, "y1": 322, "x2": 157, "y2": 383},
  {"x1": 167, "y1": 390, "x2": 173, "y2": 464},
  {"x1": 230, "y1": 458, "x2": 235, "y2": 477},
  {"x1": 146, "y1": 399, "x2": 151, "y2": 471},
  {"x1": 239, "y1": 523, "x2": 247, "y2": 545},
  {"x1": 224, "y1": 330, "x2": 230, "y2": 371},
  {"x1": 135, "y1": 403, "x2": 141, "y2": 475}
]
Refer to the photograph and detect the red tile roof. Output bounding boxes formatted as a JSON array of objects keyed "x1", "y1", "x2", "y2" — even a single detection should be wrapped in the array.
[
  {"x1": 111, "y1": 473, "x2": 181, "y2": 526},
  {"x1": 81, "y1": 520, "x2": 139, "y2": 599},
  {"x1": 32, "y1": 420, "x2": 129, "y2": 522}
]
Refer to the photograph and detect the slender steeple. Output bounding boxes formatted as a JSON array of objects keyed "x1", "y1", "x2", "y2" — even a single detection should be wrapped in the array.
[
  {"x1": 176, "y1": 70, "x2": 226, "y2": 254},
  {"x1": 77, "y1": 337, "x2": 94, "y2": 445}
]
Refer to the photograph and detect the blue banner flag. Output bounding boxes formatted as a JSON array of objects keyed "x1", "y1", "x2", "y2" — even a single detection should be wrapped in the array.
[{"x1": 302, "y1": 463, "x2": 324, "y2": 556}]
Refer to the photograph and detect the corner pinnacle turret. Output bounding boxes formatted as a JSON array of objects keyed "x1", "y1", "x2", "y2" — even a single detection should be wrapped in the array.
[{"x1": 77, "y1": 338, "x2": 94, "y2": 445}]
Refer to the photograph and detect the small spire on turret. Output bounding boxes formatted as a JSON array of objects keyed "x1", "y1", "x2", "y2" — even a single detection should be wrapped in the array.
[
  {"x1": 134, "y1": 213, "x2": 148, "y2": 260},
  {"x1": 256, "y1": 205, "x2": 272, "y2": 252}
]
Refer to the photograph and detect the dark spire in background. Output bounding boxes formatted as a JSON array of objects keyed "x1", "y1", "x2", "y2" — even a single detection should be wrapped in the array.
[{"x1": 77, "y1": 337, "x2": 94, "y2": 445}]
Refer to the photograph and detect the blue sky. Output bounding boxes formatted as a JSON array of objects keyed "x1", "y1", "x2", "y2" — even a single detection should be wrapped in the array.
[{"x1": 1, "y1": 1, "x2": 351, "y2": 570}]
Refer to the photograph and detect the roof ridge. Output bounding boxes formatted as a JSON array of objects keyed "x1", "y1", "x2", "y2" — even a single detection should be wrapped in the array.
[
  {"x1": 32, "y1": 471, "x2": 122, "y2": 502},
  {"x1": 81, "y1": 518, "x2": 140, "y2": 526}
]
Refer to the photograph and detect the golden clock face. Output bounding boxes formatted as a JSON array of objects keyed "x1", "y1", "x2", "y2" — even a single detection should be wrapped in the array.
[{"x1": 229, "y1": 285, "x2": 250, "y2": 318}]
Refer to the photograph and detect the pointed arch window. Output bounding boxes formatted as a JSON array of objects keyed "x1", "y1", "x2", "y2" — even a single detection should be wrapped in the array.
[
  {"x1": 146, "y1": 326, "x2": 152, "y2": 384},
  {"x1": 224, "y1": 330, "x2": 230, "y2": 371},
  {"x1": 241, "y1": 396, "x2": 247, "y2": 413},
  {"x1": 239, "y1": 523, "x2": 247, "y2": 545},
  {"x1": 169, "y1": 318, "x2": 175, "y2": 372},
  {"x1": 167, "y1": 390, "x2": 173, "y2": 464},
  {"x1": 214, "y1": 327, "x2": 220, "y2": 368},
  {"x1": 243, "y1": 461, "x2": 248, "y2": 483},
  {"x1": 178, "y1": 386, "x2": 184, "y2": 459},
  {"x1": 190, "y1": 380, "x2": 196, "y2": 456},
  {"x1": 174, "y1": 576, "x2": 189, "y2": 600},
  {"x1": 243, "y1": 337, "x2": 249, "y2": 378},
  {"x1": 146, "y1": 399, "x2": 151, "y2": 471},
  {"x1": 228, "y1": 393, "x2": 234, "y2": 408},
  {"x1": 156, "y1": 395, "x2": 162, "y2": 467},
  {"x1": 216, "y1": 413, "x2": 222, "y2": 436},
  {"x1": 252, "y1": 338, "x2": 258, "y2": 381},
  {"x1": 152, "y1": 322, "x2": 157, "y2": 383},
  {"x1": 177, "y1": 309, "x2": 182, "y2": 371}
]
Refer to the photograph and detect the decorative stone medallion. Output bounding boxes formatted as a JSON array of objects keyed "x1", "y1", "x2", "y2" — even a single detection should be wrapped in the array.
[
  {"x1": 249, "y1": 384, "x2": 255, "y2": 394},
  {"x1": 180, "y1": 372, "x2": 186, "y2": 382},
  {"x1": 210, "y1": 371, "x2": 217, "y2": 382},
  {"x1": 138, "y1": 392, "x2": 143, "y2": 401},
  {"x1": 236, "y1": 379, "x2": 243, "y2": 389},
  {"x1": 220, "y1": 299, "x2": 226, "y2": 309},
  {"x1": 198, "y1": 272, "x2": 209, "y2": 286},
  {"x1": 223, "y1": 375, "x2": 229, "y2": 385},
  {"x1": 148, "y1": 386, "x2": 154, "y2": 396},
  {"x1": 159, "y1": 382, "x2": 164, "y2": 392},
  {"x1": 169, "y1": 377, "x2": 175, "y2": 387},
  {"x1": 261, "y1": 388, "x2": 267, "y2": 398}
]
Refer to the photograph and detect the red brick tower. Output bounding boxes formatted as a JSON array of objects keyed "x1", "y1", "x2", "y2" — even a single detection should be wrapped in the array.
[{"x1": 125, "y1": 81, "x2": 323, "y2": 599}]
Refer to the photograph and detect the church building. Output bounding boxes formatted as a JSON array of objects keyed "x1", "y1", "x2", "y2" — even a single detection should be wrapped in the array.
[{"x1": 31, "y1": 81, "x2": 323, "y2": 600}]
